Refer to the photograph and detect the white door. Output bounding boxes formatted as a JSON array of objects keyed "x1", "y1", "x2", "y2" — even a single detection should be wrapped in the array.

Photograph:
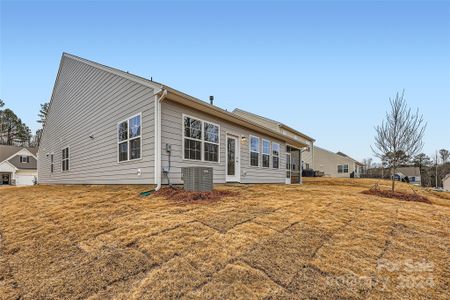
[
  {"x1": 286, "y1": 153, "x2": 291, "y2": 184},
  {"x1": 16, "y1": 174, "x2": 35, "y2": 186},
  {"x1": 226, "y1": 135, "x2": 240, "y2": 182}
]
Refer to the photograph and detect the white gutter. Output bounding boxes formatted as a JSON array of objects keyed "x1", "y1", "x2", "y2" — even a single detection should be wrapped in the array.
[{"x1": 154, "y1": 88, "x2": 168, "y2": 191}]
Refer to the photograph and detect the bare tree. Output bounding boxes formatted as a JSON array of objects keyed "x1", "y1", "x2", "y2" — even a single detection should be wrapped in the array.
[
  {"x1": 439, "y1": 149, "x2": 450, "y2": 164},
  {"x1": 362, "y1": 157, "x2": 373, "y2": 169},
  {"x1": 372, "y1": 91, "x2": 426, "y2": 191}
]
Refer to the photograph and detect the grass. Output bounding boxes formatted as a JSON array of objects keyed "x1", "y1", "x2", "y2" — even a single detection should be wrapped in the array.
[{"x1": 0, "y1": 178, "x2": 449, "y2": 299}]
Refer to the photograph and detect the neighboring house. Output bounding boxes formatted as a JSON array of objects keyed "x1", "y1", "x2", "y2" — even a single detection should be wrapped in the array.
[
  {"x1": 394, "y1": 167, "x2": 422, "y2": 186},
  {"x1": 0, "y1": 145, "x2": 38, "y2": 186},
  {"x1": 38, "y1": 53, "x2": 315, "y2": 185},
  {"x1": 443, "y1": 174, "x2": 450, "y2": 192},
  {"x1": 313, "y1": 146, "x2": 364, "y2": 178}
]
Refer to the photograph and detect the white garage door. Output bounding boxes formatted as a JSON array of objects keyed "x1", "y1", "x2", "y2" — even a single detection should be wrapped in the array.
[{"x1": 16, "y1": 174, "x2": 35, "y2": 186}]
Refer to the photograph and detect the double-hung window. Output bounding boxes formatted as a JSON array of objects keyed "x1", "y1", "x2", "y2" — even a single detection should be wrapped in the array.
[
  {"x1": 272, "y1": 143, "x2": 280, "y2": 169},
  {"x1": 250, "y1": 136, "x2": 260, "y2": 167},
  {"x1": 262, "y1": 139, "x2": 270, "y2": 168},
  {"x1": 183, "y1": 116, "x2": 203, "y2": 160},
  {"x1": 20, "y1": 155, "x2": 29, "y2": 163},
  {"x1": 338, "y1": 164, "x2": 349, "y2": 173},
  {"x1": 204, "y1": 122, "x2": 219, "y2": 162},
  {"x1": 62, "y1": 147, "x2": 69, "y2": 171},
  {"x1": 118, "y1": 114, "x2": 141, "y2": 162},
  {"x1": 183, "y1": 115, "x2": 219, "y2": 162}
]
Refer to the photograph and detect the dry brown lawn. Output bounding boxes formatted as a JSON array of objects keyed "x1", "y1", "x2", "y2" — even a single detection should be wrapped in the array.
[{"x1": 0, "y1": 178, "x2": 449, "y2": 299}]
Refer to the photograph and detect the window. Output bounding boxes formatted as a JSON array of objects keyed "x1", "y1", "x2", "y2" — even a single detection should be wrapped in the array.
[
  {"x1": 50, "y1": 154, "x2": 54, "y2": 173},
  {"x1": 262, "y1": 139, "x2": 270, "y2": 168},
  {"x1": 272, "y1": 143, "x2": 280, "y2": 169},
  {"x1": 183, "y1": 115, "x2": 219, "y2": 162},
  {"x1": 20, "y1": 155, "x2": 29, "y2": 163},
  {"x1": 62, "y1": 147, "x2": 69, "y2": 171},
  {"x1": 204, "y1": 122, "x2": 219, "y2": 162},
  {"x1": 305, "y1": 163, "x2": 310, "y2": 170},
  {"x1": 338, "y1": 164, "x2": 349, "y2": 173},
  {"x1": 250, "y1": 136, "x2": 260, "y2": 166},
  {"x1": 118, "y1": 114, "x2": 141, "y2": 162}
]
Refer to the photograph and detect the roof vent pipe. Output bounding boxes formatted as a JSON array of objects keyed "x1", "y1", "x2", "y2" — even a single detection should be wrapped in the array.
[{"x1": 209, "y1": 96, "x2": 214, "y2": 105}]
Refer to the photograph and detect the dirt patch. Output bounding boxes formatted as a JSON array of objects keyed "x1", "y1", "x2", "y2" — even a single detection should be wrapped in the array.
[
  {"x1": 152, "y1": 187, "x2": 239, "y2": 202},
  {"x1": 362, "y1": 189, "x2": 432, "y2": 204}
]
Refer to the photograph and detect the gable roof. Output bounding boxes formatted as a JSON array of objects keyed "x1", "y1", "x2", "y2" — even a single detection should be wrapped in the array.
[
  {"x1": 232, "y1": 108, "x2": 315, "y2": 142},
  {"x1": 50, "y1": 53, "x2": 311, "y2": 149},
  {"x1": 0, "y1": 160, "x2": 18, "y2": 171},
  {"x1": 0, "y1": 145, "x2": 37, "y2": 164}
]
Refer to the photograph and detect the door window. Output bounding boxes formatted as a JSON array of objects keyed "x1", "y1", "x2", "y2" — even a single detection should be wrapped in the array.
[
  {"x1": 227, "y1": 137, "x2": 236, "y2": 176},
  {"x1": 286, "y1": 153, "x2": 291, "y2": 178}
]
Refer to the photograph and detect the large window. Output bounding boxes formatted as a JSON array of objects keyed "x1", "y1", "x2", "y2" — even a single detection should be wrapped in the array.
[
  {"x1": 62, "y1": 147, "x2": 69, "y2": 171},
  {"x1": 262, "y1": 139, "x2": 270, "y2": 168},
  {"x1": 272, "y1": 143, "x2": 280, "y2": 169},
  {"x1": 183, "y1": 115, "x2": 219, "y2": 162},
  {"x1": 338, "y1": 164, "x2": 349, "y2": 173},
  {"x1": 250, "y1": 136, "x2": 260, "y2": 167},
  {"x1": 118, "y1": 114, "x2": 141, "y2": 162}
]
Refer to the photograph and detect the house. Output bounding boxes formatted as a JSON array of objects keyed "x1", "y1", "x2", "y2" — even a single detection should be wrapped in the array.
[
  {"x1": 38, "y1": 53, "x2": 315, "y2": 186},
  {"x1": 313, "y1": 146, "x2": 364, "y2": 178},
  {"x1": 443, "y1": 174, "x2": 450, "y2": 192},
  {"x1": 231, "y1": 108, "x2": 316, "y2": 177},
  {"x1": 0, "y1": 145, "x2": 38, "y2": 185},
  {"x1": 394, "y1": 167, "x2": 422, "y2": 186}
]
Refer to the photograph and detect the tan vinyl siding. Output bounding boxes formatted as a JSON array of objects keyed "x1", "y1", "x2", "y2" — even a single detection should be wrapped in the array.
[
  {"x1": 313, "y1": 146, "x2": 357, "y2": 177},
  {"x1": 161, "y1": 101, "x2": 286, "y2": 184},
  {"x1": 301, "y1": 145, "x2": 314, "y2": 169},
  {"x1": 38, "y1": 56, "x2": 155, "y2": 184}
]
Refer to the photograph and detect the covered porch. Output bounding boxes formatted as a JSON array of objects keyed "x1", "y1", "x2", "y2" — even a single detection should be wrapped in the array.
[
  {"x1": 285, "y1": 145, "x2": 304, "y2": 184},
  {"x1": 0, "y1": 161, "x2": 17, "y2": 185}
]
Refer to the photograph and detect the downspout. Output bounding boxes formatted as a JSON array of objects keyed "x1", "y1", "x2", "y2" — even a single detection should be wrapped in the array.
[{"x1": 154, "y1": 88, "x2": 168, "y2": 191}]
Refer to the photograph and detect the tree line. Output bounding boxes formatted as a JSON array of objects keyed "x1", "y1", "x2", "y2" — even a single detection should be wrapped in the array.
[
  {"x1": 363, "y1": 150, "x2": 450, "y2": 188},
  {"x1": 0, "y1": 99, "x2": 49, "y2": 147}
]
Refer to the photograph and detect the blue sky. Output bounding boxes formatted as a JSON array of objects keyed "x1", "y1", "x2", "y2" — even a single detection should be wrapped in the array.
[{"x1": 1, "y1": 0, "x2": 449, "y2": 161}]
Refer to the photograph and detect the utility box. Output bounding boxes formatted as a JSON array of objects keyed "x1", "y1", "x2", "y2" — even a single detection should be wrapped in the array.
[{"x1": 181, "y1": 167, "x2": 213, "y2": 192}]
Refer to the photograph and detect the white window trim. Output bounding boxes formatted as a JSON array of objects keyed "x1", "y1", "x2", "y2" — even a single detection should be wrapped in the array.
[
  {"x1": 117, "y1": 112, "x2": 143, "y2": 163},
  {"x1": 181, "y1": 114, "x2": 220, "y2": 163},
  {"x1": 338, "y1": 164, "x2": 349, "y2": 173},
  {"x1": 61, "y1": 146, "x2": 70, "y2": 172},
  {"x1": 262, "y1": 139, "x2": 270, "y2": 168},
  {"x1": 249, "y1": 135, "x2": 260, "y2": 167},
  {"x1": 272, "y1": 142, "x2": 280, "y2": 169}
]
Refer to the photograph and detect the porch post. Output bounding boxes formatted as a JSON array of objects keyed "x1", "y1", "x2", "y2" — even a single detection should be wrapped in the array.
[{"x1": 299, "y1": 148, "x2": 302, "y2": 184}]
